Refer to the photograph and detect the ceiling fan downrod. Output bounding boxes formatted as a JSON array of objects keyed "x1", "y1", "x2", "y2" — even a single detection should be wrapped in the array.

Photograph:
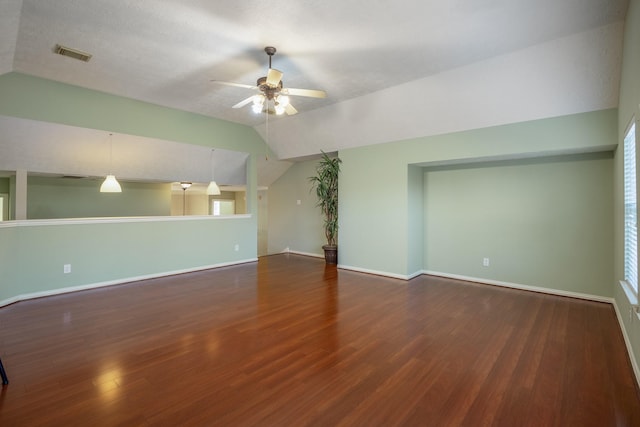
[{"x1": 264, "y1": 46, "x2": 276, "y2": 68}]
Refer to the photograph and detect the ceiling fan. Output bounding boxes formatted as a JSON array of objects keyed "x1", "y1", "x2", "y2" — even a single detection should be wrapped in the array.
[{"x1": 212, "y1": 46, "x2": 326, "y2": 116}]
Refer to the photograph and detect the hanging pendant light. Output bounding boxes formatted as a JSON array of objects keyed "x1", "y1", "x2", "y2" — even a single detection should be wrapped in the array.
[
  {"x1": 100, "y1": 174, "x2": 121, "y2": 192},
  {"x1": 206, "y1": 149, "x2": 221, "y2": 195},
  {"x1": 100, "y1": 133, "x2": 122, "y2": 193},
  {"x1": 206, "y1": 181, "x2": 221, "y2": 195}
]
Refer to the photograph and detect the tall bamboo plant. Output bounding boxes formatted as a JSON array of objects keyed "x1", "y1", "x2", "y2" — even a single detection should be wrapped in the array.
[{"x1": 309, "y1": 152, "x2": 342, "y2": 247}]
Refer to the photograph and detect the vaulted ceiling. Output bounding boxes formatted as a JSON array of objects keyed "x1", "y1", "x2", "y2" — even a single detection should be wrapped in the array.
[{"x1": 0, "y1": 0, "x2": 630, "y2": 160}]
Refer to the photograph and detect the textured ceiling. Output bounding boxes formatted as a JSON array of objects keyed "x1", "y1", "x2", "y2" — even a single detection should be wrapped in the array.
[{"x1": 0, "y1": 0, "x2": 631, "y2": 159}]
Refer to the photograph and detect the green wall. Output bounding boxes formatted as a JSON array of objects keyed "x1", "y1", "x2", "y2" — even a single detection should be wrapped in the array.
[
  {"x1": 407, "y1": 165, "x2": 424, "y2": 276},
  {"x1": 27, "y1": 176, "x2": 172, "y2": 219},
  {"x1": 0, "y1": 73, "x2": 261, "y2": 153},
  {"x1": 0, "y1": 216, "x2": 256, "y2": 302},
  {"x1": 267, "y1": 159, "x2": 324, "y2": 256},
  {"x1": 0, "y1": 177, "x2": 9, "y2": 193},
  {"x1": 424, "y1": 153, "x2": 613, "y2": 297},
  {"x1": 0, "y1": 73, "x2": 265, "y2": 304},
  {"x1": 339, "y1": 109, "x2": 617, "y2": 279},
  {"x1": 614, "y1": 0, "x2": 640, "y2": 380},
  {"x1": 268, "y1": 110, "x2": 617, "y2": 286}
]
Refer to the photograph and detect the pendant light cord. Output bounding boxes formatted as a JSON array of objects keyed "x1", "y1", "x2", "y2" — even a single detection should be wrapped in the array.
[
  {"x1": 108, "y1": 133, "x2": 113, "y2": 174},
  {"x1": 210, "y1": 148, "x2": 215, "y2": 179}
]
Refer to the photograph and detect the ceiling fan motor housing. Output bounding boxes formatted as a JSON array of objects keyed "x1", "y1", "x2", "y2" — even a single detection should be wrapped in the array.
[{"x1": 257, "y1": 76, "x2": 283, "y2": 99}]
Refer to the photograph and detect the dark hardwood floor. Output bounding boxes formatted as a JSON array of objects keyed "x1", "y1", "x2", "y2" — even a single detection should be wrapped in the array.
[{"x1": 0, "y1": 254, "x2": 639, "y2": 426}]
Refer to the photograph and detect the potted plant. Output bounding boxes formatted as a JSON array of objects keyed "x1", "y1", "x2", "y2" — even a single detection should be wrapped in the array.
[{"x1": 309, "y1": 151, "x2": 342, "y2": 264}]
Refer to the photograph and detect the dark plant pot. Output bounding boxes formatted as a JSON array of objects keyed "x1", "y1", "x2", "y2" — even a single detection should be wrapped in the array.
[{"x1": 323, "y1": 245, "x2": 338, "y2": 265}]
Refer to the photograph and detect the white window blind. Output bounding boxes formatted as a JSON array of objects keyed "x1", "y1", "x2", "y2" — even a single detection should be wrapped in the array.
[{"x1": 624, "y1": 122, "x2": 637, "y2": 292}]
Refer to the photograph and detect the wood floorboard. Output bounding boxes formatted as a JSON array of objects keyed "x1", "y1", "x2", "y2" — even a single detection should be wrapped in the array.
[{"x1": 0, "y1": 253, "x2": 639, "y2": 426}]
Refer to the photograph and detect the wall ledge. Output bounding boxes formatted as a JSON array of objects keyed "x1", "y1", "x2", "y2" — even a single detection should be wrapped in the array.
[
  {"x1": 619, "y1": 280, "x2": 639, "y2": 309},
  {"x1": 0, "y1": 214, "x2": 251, "y2": 228}
]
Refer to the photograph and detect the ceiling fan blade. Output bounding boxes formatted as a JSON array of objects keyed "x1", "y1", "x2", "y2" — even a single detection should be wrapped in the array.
[
  {"x1": 266, "y1": 68, "x2": 283, "y2": 87},
  {"x1": 211, "y1": 80, "x2": 257, "y2": 90},
  {"x1": 232, "y1": 96, "x2": 255, "y2": 109},
  {"x1": 285, "y1": 104, "x2": 298, "y2": 115},
  {"x1": 282, "y1": 87, "x2": 327, "y2": 98}
]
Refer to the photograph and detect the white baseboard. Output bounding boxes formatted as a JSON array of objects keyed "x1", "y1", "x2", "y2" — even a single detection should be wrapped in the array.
[
  {"x1": 284, "y1": 249, "x2": 324, "y2": 259},
  {"x1": 423, "y1": 270, "x2": 614, "y2": 304},
  {"x1": 337, "y1": 265, "x2": 613, "y2": 303},
  {"x1": 337, "y1": 264, "x2": 415, "y2": 281},
  {"x1": 406, "y1": 270, "x2": 424, "y2": 280},
  {"x1": 0, "y1": 258, "x2": 258, "y2": 308},
  {"x1": 612, "y1": 299, "x2": 640, "y2": 389}
]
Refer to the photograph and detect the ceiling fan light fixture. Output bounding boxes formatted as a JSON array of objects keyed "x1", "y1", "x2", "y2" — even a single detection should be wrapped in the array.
[
  {"x1": 213, "y1": 46, "x2": 325, "y2": 117},
  {"x1": 252, "y1": 94, "x2": 265, "y2": 113},
  {"x1": 277, "y1": 95, "x2": 289, "y2": 107}
]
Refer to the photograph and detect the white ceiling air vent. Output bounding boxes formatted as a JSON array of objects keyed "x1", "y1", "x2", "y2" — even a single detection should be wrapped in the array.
[{"x1": 54, "y1": 44, "x2": 92, "y2": 62}]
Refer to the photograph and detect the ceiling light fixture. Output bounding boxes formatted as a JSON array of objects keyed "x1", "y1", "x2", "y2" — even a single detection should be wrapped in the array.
[
  {"x1": 252, "y1": 95, "x2": 265, "y2": 114},
  {"x1": 214, "y1": 46, "x2": 323, "y2": 117},
  {"x1": 206, "y1": 149, "x2": 221, "y2": 195},
  {"x1": 252, "y1": 93, "x2": 290, "y2": 116},
  {"x1": 100, "y1": 133, "x2": 122, "y2": 193}
]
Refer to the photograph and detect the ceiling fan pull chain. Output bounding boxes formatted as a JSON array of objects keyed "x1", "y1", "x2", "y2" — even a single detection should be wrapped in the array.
[{"x1": 265, "y1": 96, "x2": 271, "y2": 159}]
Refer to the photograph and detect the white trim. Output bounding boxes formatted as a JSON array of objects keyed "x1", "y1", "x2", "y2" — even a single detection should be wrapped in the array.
[
  {"x1": 337, "y1": 265, "x2": 614, "y2": 302},
  {"x1": 416, "y1": 145, "x2": 617, "y2": 168},
  {"x1": 338, "y1": 264, "x2": 413, "y2": 281},
  {"x1": 619, "y1": 280, "x2": 640, "y2": 317},
  {"x1": 612, "y1": 298, "x2": 640, "y2": 389},
  {"x1": 284, "y1": 249, "x2": 324, "y2": 259},
  {"x1": 0, "y1": 214, "x2": 252, "y2": 228},
  {"x1": 406, "y1": 270, "x2": 423, "y2": 280},
  {"x1": 423, "y1": 270, "x2": 613, "y2": 303},
  {"x1": 0, "y1": 258, "x2": 258, "y2": 308}
]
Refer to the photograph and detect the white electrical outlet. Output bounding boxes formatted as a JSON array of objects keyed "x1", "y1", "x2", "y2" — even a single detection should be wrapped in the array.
[
  {"x1": 482, "y1": 258, "x2": 490, "y2": 267},
  {"x1": 296, "y1": 200, "x2": 301, "y2": 205},
  {"x1": 63, "y1": 264, "x2": 71, "y2": 274},
  {"x1": 234, "y1": 244, "x2": 239, "y2": 252}
]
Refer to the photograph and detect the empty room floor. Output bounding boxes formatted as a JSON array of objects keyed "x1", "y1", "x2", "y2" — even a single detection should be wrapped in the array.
[{"x1": 0, "y1": 254, "x2": 639, "y2": 426}]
